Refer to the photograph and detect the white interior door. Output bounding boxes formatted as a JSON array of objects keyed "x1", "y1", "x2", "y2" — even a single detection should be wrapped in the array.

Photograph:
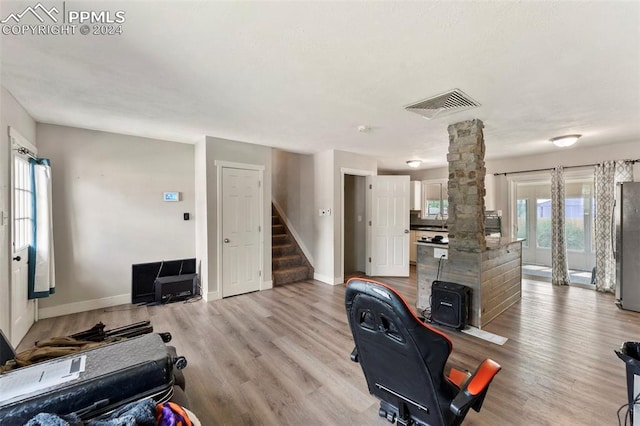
[
  {"x1": 221, "y1": 167, "x2": 261, "y2": 298},
  {"x1": 366, "y1": 175, "x2": 410, "y2": 277},
  {"x1": 10, "y1": 130, "x2": 36, "y2": 347}
]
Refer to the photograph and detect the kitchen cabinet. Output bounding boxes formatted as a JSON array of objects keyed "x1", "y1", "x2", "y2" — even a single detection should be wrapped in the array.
[
  {"x1": 410, "y1": 230, "x2": 417, "y2": 263},
  {"x1": 410, "y1": 181, "x2": 422, "y2": 211}
]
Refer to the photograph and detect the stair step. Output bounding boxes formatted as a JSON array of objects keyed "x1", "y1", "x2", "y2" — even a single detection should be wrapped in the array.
[
  {"x1": 272, "y1": 234, "x2": 290, "y2": 244},
  {"x1": 272, "y1": 216, "x2": 280, "y2": 225},
  {"x1": 272, "y1": 224, "x2": 286, "y2": 235},
  {"x1": 273, "y1": 254, "x2": 303, "y2": 268},
  {"x1": 272, "y1": 243, "x2": 296, "y2": 257},
  {"x1": 273, "y1": 266, "x2": 313, "y2": 286}
]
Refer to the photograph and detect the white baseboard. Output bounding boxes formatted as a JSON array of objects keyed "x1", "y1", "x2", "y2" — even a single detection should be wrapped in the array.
[
  {"x1": 314, "y1": 273, "x2": 343, "y2": 286},
  {"x1": 261, "y1": 280, "x2": 273, "y2": 290},
  {"x1": 272, "y1": 200, "x2": 315, "y2": 266},
  {"x1": 38, "y1": 294, "x2": 130, "y2": 319},
  {"x1": 206, "y1": 291, "x2": 220, "y2": 301}
]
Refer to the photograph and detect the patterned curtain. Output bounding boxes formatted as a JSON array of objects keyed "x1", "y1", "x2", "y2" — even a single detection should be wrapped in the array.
[
  {"x1": 551, "y1": 166, "x2": 570, "y2": 286},
  {"x1": 594, "y1": 160, "x2": 634, "y2": 293}
]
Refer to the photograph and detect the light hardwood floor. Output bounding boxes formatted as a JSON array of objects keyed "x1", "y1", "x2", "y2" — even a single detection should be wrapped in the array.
[{"x1": 18, "y1": 268, "x2": 640, "y2": 425}]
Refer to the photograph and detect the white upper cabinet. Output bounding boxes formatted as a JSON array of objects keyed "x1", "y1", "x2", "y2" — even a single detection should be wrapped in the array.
[{"x1": 410, "y1": 181, "x2": 422, "y2": 211}]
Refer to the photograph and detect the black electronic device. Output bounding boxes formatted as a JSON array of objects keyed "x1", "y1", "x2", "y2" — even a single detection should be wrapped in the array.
[
  {"x1": 154, "y1": 273, "x2": 198, "y2": 304},
  {"x1": 431, "y1": 280, "x2": 470, "y2": 330},
  {"x1": 432, "y1": 235, "x2": 444, "y2": 243},
  {"x1": 131, "y1": 258, "x2": 196, "y2": 304}
]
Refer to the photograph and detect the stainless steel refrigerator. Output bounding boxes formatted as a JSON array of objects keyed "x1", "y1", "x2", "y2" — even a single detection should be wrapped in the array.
[{"x1": 616, "y1": 181, "x2": 640, "y2": 312}]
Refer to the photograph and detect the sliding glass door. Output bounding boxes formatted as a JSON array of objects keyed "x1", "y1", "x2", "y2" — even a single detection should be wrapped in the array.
[{"x1": 515, "y1": 175, "x2": 595, "y2": 273}]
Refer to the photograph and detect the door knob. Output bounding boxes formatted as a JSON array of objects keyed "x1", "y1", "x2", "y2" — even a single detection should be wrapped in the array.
[
  {"x1": 404, "y1": 229, "x2": 409, "y2": 234},
  {"x1": 224, "y1": 238, "x2": 230, "y2": 243},
  {"x1": 12, "y1": 256, "x2": 21, "y2": 261}
]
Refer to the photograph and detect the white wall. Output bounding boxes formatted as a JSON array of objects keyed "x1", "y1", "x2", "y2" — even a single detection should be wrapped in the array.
[
  {"x1": 205, "y1": 136, "x2": 272, "y2": 299},
  {"x1": 0, "y1": 86, "x2": 37, "y2": 337},
  {"x1": 194, "y1": 138, "x2": 209, "y2": 298},
  {"x1": 312, "y1": 150, "x2": 335, "y2": 283},
  {"x1": 271, "y1": 149, "x2": 315, "y2": 264},
  {"x1": 36, "y1": 124, "x2": 196, "y2": 318}
]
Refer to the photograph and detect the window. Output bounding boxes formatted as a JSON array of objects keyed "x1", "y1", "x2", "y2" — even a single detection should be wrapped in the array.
[
  {"x1": 422, "y1": 182, "x2": 447, "y2": 220},
  {"x1": 13, "y1": 156, "x2": 32, "y2": 251}
]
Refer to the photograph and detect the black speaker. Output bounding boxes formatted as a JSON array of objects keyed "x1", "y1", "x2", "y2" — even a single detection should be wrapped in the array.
[{"x1": 431, "y1": 281, "x2": 470, "y2": 330}]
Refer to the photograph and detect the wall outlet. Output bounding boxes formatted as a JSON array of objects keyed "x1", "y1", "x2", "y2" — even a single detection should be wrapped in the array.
[
  {"x1": 319, "y1": 208, "x2": 332, "y2": 216},
  {"x1": 434, "y1": 248, "x2": 448, "y2": 259}
]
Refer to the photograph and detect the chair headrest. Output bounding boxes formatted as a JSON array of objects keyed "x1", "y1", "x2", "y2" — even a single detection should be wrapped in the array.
[{"x1": 345, "y1": 277, "x2": 453, "y2": 350}]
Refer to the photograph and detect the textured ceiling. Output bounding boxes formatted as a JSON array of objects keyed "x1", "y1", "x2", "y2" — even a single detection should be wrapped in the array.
[{"x1": 1, "y1": 1, "x2": 639, "y2": 170}]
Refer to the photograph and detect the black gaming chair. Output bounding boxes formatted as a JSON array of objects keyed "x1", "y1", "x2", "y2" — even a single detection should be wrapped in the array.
[{"x1": 345, "y1": 278, "x2": 501, "y2": 426}]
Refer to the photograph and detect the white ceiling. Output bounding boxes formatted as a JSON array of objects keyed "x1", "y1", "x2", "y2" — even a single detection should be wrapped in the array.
[{"x1": 1, "y1": 1, "x2": 639, "y2": 171}]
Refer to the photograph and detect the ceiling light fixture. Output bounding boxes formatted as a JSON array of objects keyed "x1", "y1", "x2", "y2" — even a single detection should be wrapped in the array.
[
  {"x1": 550, "y1": 134, "x2": 581, "y2": 147},
  {"x1": 406, "y1": 160, "x2": 421, "y2": 168}
]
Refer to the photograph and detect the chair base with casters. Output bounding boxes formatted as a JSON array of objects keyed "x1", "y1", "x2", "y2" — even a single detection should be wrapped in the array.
[{"x1": 345, "y1": 278, "x2": 501, "y2": 426}]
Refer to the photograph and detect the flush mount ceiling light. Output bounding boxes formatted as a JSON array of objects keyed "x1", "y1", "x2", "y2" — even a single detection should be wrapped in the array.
[
  {"x1": 550, "y1": 134, "x2": 581, "y2": 147},
  {"x1": 406, "y1": 160, "x2": 422, "y2": 168}
]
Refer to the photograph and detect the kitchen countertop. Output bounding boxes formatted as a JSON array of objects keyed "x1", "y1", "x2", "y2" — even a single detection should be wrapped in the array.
[
  {"x1": 416, "y1": 237, "x2": 524, "y2": 250},
  {"x1": 410, "y1": 226, "x2": 448, "y2": 231}
]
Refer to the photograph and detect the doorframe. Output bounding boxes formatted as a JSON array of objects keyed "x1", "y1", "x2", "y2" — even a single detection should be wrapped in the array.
[
  {"x1": 8, "y1": 126, "x2": 38, "y2": 346},
  {"x1": 340, "y1": 167, "x2": 375, "y2": 284},
  {"x1": 215, "y1": 160, "x2": 266, "y2": 299}
]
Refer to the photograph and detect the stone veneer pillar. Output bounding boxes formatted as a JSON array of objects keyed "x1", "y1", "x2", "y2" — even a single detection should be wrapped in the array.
[{"x1": 447, "y1": 119, "x2": 486, "y2": 253}]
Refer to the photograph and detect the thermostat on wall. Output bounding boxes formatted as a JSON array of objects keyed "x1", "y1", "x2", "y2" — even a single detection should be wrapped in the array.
[{"x1": 163, "y1": 192, "x2": 180, "y2": 202}]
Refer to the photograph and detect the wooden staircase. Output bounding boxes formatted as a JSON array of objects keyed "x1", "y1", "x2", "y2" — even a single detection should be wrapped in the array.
[{"x1": 272, "y1": 205, "x2": 313, "y2": 286}]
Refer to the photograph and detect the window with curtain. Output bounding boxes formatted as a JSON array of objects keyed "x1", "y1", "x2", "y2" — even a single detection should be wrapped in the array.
[{"x1": 13, "y1": 156, "x2": 33, "y2": 251}]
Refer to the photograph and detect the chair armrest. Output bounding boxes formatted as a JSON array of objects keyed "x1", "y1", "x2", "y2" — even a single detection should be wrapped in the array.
[
  {"x1": 448, "y1": 367, "x2": 472, "y2": 389},
  {"x1": 449, "y1": 359, "x2": 501, "y2": 417},
  {"x1": 350, "y1": 347, "x2": 358, "y2": 362}
]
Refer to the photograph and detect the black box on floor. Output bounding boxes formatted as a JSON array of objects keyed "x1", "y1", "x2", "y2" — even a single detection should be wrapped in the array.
[
  {"x1": 154, "y1": 273, "x2": 198, "y2": 304},
  {"x1": 431, "y1": 281, "x2": 470, "y2": 330}
]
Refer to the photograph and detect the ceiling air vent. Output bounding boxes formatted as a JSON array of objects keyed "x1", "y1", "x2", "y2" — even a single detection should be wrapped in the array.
[{"x1": 405, "y1": 89, "x2": 480, "y2": 120}]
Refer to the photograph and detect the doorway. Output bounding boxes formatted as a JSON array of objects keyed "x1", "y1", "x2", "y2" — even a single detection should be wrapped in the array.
[{"x1": 344, "y1": 174, "x2": 366, "y2": 276}]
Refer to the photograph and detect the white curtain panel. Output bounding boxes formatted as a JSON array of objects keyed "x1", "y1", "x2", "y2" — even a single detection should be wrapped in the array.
[
  {"x1": 551, "y1": 166, "x2": 570, "y2": 286},
  {"x1": 33, "y1": 160, "x2": 56, "y2": 296},
  {"x1": 594, "y1": 160, "x2": 634, "y2": 293}
]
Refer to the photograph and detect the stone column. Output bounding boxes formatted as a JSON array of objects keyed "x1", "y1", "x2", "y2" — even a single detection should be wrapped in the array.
[{"x1": 447, "y1": 119, "x2": 486, "y2": 253}]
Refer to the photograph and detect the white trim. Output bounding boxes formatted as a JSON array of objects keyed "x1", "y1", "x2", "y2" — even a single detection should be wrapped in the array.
[
  {"x1": 207, "y1": 290, "x2": 220, "y2": 301},
  {"x1": 9, "y1": 126, "x2": 37, "y2": 153},
  {"x1": 313, "y1": 272, "x2": 341, "y2": 285},
  {"x1": 216, "y1": 161, "x2": 265, "y2": 298},
  {"x1": 271, "y1": 200, "x2": 314, "y2": 266},
  {"x1": 38, "y1": 294, "x2": 130, "y2": 319},
  {"x1": 340, "y1": 168, "x2": 375, "y2": 284},
  {"x1": 214, "y1": 160, "x2": 265, "y2": 172},
  {"x1": 261, "y1": 279, "x2": 273, "y2": 290}
]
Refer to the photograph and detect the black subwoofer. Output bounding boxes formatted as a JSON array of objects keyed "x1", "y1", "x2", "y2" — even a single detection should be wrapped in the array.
[{"x1": 431, "y1": 281, "x2": 470, "y2": 330}]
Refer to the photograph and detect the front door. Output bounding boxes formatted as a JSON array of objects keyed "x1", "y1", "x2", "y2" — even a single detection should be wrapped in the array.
[
  {"x1": 221, "y1": 167, "x2": 262, "y2": 297},
  {"x1": 10, "y1": 129, "x2": 36, "y2": 347},
  {"x1": 366, "y1": 175, "x2": 410, "y2": 277}
]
